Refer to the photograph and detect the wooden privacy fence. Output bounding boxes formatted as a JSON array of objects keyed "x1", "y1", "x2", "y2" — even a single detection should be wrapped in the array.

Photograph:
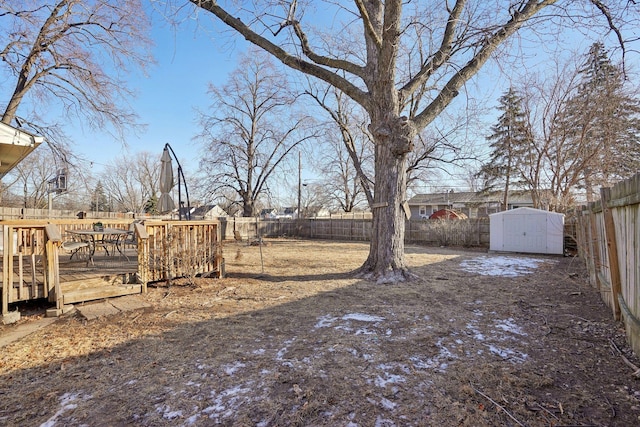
[
  {"x1": 576, "y1": 172, "x2": 640, "y2": 356},
  {"x1": 223, "y1": 217, "x2": 491, "y2": 247},
  {"x1": 0, "y1": 206, "x2": 137, "y2": 220}
]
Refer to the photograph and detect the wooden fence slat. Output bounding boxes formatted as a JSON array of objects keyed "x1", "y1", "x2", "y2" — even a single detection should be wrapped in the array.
[{"x1": 576, "y1": 172, "x2": 640, "y2": 356}]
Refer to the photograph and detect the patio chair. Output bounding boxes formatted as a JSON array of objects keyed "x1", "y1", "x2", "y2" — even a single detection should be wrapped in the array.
[
  {"x1": 61, "y1": 240, "x2": 90, "y2": 261},
  {"x1": 115, "y1": 221, "x2": 142, "y2": 260}
]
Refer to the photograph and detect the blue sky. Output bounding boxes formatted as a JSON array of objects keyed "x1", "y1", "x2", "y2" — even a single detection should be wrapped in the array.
[
  {"x1": 2, "y1": 3, "x2": 637, "y2": 197},
  {"x1": 71, "y1": 11, "x2": 246, "y2": 175}
]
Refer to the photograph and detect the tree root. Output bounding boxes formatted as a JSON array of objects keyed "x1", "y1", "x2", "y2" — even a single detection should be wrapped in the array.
[{"x1": 354, "y1": 265, "x2": 421, "y2": 284}]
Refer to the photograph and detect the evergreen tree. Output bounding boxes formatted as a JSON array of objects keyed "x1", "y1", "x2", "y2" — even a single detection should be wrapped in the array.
[
  {"x1": 560, "y1": 43, "x2": 640, "y2": 200},
  {"x1": 89, "y1": 181, "x2": 109, "y2": 212},
  {"x1": 478, "y1": 88, "x2": 533, "y2": 210},
  {"x1": 144, "y1": 194, "x2": 158, "y2": 214}
]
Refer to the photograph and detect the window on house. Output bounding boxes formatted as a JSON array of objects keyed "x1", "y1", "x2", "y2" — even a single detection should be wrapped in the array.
[{"x1": 419, "y1": 206, "x2": 433, "y2": 217}]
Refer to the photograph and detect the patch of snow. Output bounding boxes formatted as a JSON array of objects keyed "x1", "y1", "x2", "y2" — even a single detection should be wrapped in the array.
[
  {"x1": 375, "y1": 415, "x2": 396, "y2": 427},
  {"x1": 314, "y1": 313, "x2": 386, "y2": 337},
  {"x1": 460, "y1": 255, "x2": 548, "y2": 277},
  {"x1": 494, "y1": 318, "x2": 527, "y2": 336},
  {"x1": 185, "y1": 413, "x2": 200, "y2": 425},
  {"x1": 156, "y1": 404, "x2": 182, "y2": 420},
  {"x1": 488, "y1": 345, "x2": 528, "y2": 362},
  {"x1": 40, "y1": 392, "x2": 90, "y2": 427},
  {"x1": 380, "y1": 397, "x2": 397, "y2": 410},
  {"x1": 314, "y1": 315, "x2": 338, "y2": 328},
  {"x1": 335, "y1": 325, "x2": 354, "y2": 333},
  {"x1": 466, "y1": 321, "x2": 486, "y2": 341},
  {"x1": 223, "y1": 361, "x2": 246, "y2": 376},
  {"x1": 342, "y1": 313, "x2": 385, "y2": 322},
  {"x1": 276, "y1": 338, "x2": 296, "y2": 361},
  {"x1": 410, "y1": 337, "x2": 457, "y2": 372},
  {"x1": 374, "y1": 373, "x2": 406, "y2": 388},
  {"x1": 202, "y1": 385, "x2": 253, "y2": 422}
]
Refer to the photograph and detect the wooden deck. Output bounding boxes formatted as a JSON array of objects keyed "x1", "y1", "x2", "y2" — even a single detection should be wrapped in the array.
[
  {"x1": 1, "y1": 219, "x2": 223, "y2": 322},
  {"x1": 58, "y1": 248, "x2": 142, "y2": 305}
]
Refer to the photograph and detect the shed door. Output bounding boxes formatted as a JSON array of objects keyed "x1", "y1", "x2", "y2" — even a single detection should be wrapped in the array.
[{"x1": 502, "y1": 213, "x2": 547, "y2": 253}]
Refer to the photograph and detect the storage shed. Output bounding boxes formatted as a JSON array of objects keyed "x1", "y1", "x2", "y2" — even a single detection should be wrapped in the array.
[{"x1": 490, "y1": 207, "x2": 564, "y2": 255}]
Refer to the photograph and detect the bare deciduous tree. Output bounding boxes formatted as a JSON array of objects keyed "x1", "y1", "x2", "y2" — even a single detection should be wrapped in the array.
[
  {"x1": 188, "y1": 0, "x2": 635, "y2": 282},
  {"x1": 196, "y1": 50, "x2": 317, "y2": 217},
  {"x1": 1, "y1": 147, "x2": 56, "y2": 208},
  {"x1": 306, "y1": 86, "x2": 374, "y2": 211},
  {"x1": 0, "y1": 0, "x2": 153, "y2": 158},
  {"x1": 100, "y1": 151, "x2": 161, "y2": 213}
]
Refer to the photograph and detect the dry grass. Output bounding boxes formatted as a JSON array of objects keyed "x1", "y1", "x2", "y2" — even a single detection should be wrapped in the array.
[{"x1": 1, "y1": 239, "x2": 639, "y2": 426}]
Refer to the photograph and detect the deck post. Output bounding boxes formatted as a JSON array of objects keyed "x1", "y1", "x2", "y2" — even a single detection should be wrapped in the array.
[
  {"x1": 134, "y1": 222, "x2": 149, "y2": 292},
  {"x1": 2, "y1": 226, "x2": 11, "y2": 320},
  {"x1": 43, "y1": 224, "x2": 72, "y2": 317}
]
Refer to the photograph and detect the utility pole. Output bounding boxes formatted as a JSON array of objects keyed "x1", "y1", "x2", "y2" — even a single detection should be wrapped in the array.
[{"x1": 297, "y1": 151, "x2": 302, "y2": 219}]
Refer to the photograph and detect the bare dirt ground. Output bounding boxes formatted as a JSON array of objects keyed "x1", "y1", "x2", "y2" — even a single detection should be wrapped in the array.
[{"x1": 1, "y1": 239, "x2": 640, "y2": 426}]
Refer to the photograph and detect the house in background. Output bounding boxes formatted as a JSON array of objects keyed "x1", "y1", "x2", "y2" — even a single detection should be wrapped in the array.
[
  {"x1": 407, "y1": 190, "x2": 536, "y2": 219},
  {"x1": 304, "y1": 205, "x2": 331, "y2": 218},
  {"x1": 190, "y1": 204, "x2": 228, "y2": 220},
  {"x1": 173, "y1": 204, "x2": 228, "y2": 220},
  {"x1": 260, "y1": 208, "x2": 278, "y2": 219},
  {"x1": 281, "y1": 207, "x2": 298, "y2": 218}
]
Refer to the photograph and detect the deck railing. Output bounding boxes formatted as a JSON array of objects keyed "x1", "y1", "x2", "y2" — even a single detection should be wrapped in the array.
[
  {"x1": 140, "y1": 220, "x2": 223, "y2": 283},
  {"x1": 1, "y1": 223, "x2": 61, "y2": 319},
  {"x1": 1, "y1": 219, "x2": 222, "y2": 321}
]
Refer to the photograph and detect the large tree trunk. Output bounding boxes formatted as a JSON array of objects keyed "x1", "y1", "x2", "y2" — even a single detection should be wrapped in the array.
[
  {"x1": 243, "y1": 198, "x2": 255, "y2": 217},
  {"x1": 356, "y1": 114, "x2": 415, "y2": 283}
]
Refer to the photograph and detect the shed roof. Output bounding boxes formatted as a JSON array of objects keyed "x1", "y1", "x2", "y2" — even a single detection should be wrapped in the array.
[{"x1": 489, "y1": 207, "x2": 564, "y2": 218}]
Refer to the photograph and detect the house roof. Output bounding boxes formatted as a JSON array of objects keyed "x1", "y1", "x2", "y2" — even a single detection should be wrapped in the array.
[
  {"x1": 191, "y1": 204, "x2": 226, "y2": 217},
  {"x1": 408, "y1": 190, "x2": 534, "y2": 206},
  {"x1": 0, "y1": 122, "x2": 44, "y2": 178}
]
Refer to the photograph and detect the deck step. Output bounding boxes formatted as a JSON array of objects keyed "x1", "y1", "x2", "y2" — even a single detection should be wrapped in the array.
[
  {"x1": 62, "y1": 284, "x2": 142, "y2": 305},
  {"x1": 59, "y1": 272, "x2": 141, "y2": 305}
]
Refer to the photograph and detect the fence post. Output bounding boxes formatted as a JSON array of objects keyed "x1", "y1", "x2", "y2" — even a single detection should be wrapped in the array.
[
  {"x1": 600, "y1": 187, "x2": 623, "y2": 321},
  {"x1": 586, "y1": 204, "x2": 602, "y2": 291}
]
